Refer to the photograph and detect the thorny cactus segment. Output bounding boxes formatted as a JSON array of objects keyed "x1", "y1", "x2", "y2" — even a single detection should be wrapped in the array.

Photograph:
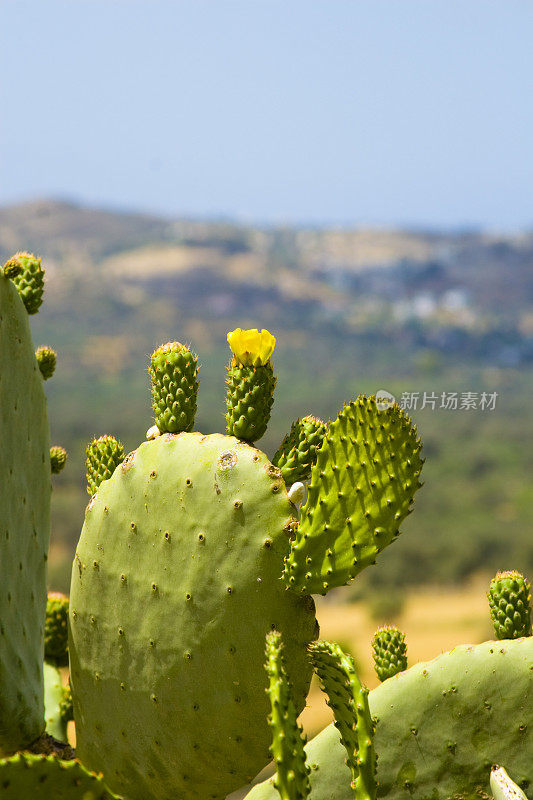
[
  {"x1": 490, "y1": 767, "x2": 529, "y2": 800},
  {"x1": 5, "y1": 251, "x2": 45, "y2": 314},
  {"x1": 227, "y1": 328, "x2": 276, "y2": 367},
  {"x1": 247, "y1": 638, "x2": 533, "y2": 800},
  {"x1": 308, "y1": 641, "x2": 376, "y2": 800},
  {"x1": 273, "y1": 416, "x2": 327, "y2": 485},
  {"x1": 265, "y1": 631, "x2": 310, "y2": 800},
  {"x1": 50, "y1": 446, "x2": 68, "y2": 475},
  {"x1": 371, "y1": 627, "x2": 408, "y2": 682},
  {"x1": 45, "y1": 592, "x2": 69, "y2": 667},
  {"x1": 35, "y1": 345, "x2": 57, "y2": 380},
  {"x1": 488, "y1": 571, "x2": 532, "y2": 640},
  {"x1": 85, "y1": 435, "x2": 125, "y2": 496},
  {"x1": 283, "y1": 397, "x2": 424, "y2": 595},
  {"x1": 149, "y1": 342, "x2": 199, "y2": 433},
  {"x1": 226, "y1": 360, "x2": 276, "y2": 443},
  {"x1": 0, "y1": 275, "x2": 50, "y2": 754},
  {"x1": 0, "y1": 753, "x2": 121, "y2": 800},
  {"x1": 2, "y1": 257, "x2": 22, "y2": 279}
]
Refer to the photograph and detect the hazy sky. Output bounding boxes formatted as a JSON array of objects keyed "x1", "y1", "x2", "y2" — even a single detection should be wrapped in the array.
[{"x1": 1, "y1": 1, "x2": 532, "y2": 228}]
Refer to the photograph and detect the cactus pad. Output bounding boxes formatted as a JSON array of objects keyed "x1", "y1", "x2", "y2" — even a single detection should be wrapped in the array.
[
  {"x1": 0, "y1": 753, "x2": 121, "y2": 799},
  {"x1": 248, "y1": 638, "x2": 533, "y2": 800},
  {"x1": 35, "y1": 345, "x2": 57, "y2": 380},
  {"x1": 283, "y1": 397, "x2": 423, "y2": 595},
  {"x1": 5, "y1": 251, "x2": 45, "y2": 314},
  {"x1": 308, "y1": 640, "x2": 376, "y2": 800},
  {"x1": 149, "y1": 342, "x2": 199, "y2": 433},
  {"x1": 488, "y1": 571, "x2": 532, "y2": 640},
  {"x1": 44, "y1": 662, "x2": 68, "y2": 742},
  {"x1": 70, "y1": 432, "x2": 316, "y2": 800},
  {"x1": 85, "y1": 435, "x2": 125, "y2": 496},
  {"x1": 371, "y1": 626, "x2": 408, "y2": 682},
  {"x1": 0, "y1": 275, "x2": 51, "y2": 753},
  {"x1": 265, "y1": 630, "x2": 310, "y2": 800},
  {"x1": 273, "y1": 416, "x2": 327, "y2": 485}
]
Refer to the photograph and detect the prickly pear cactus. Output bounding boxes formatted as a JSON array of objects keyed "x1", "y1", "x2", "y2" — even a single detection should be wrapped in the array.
[
  {"x1": 4, "y1": 251, "x2": 45, "y2": 314},
  {"x1": 308, "y1": 640, "x2": 376, "y2": 800},
  {"x1": 282, "y1": 397, "x2": 424, "y2": 595},
  {"x1": 149, "y1": 342, "x2": 199, "y2": 433},
  {"x1": 85, "y1": 435, "x2": 125, "y2": 495},
  {"x1": 371, "y1": 626, "x2": 408, "y2": 682},
  {"x1": 265, "y1": 630, "x2": 310, "y2": 800},
  {"x1": 226, "y1": 328, "x2": 277, "y2": 443},
  {"x1": 272, "y1": 416, "x2": 327, "y2": 485},
  {"x1": 45, "y1": 591, "x2": 69, "y2": 667},
  {"x1": 248, "y1": 638, "x2": 533, "y2": 800},
  {"x1": 488, "y1": 571, "x2": 532, "y2": 640},
  {"x1": 70, "y1": 433, "x2": 317, "y2": 800},
  {"x1": 0, "y1": 269, "x2": 51, "y2": 754}
]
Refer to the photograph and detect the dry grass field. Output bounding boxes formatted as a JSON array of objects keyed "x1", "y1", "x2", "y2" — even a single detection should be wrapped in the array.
[{"x1": 299, "y1": 577, "x2": 493, "y2": 737}]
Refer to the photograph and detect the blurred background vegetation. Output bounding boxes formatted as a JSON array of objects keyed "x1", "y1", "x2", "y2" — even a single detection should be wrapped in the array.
[{"x1": 2, "y1": 199, "x2": 531, "y2": 597}]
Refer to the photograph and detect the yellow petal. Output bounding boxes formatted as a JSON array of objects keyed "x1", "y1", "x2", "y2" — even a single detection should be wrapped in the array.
[{"x1": 227, "y1": 328, "x2": 276, "y2": 366}]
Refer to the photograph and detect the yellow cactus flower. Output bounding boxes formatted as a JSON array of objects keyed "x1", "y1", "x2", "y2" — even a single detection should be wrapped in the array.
[{"x1": 227, "y1": 328, "x2": 276, "y2": 367}]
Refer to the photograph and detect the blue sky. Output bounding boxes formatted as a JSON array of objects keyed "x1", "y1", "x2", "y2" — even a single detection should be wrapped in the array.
[{"x1": 1, "y1": 1, "x2": 532, "y2": 228}]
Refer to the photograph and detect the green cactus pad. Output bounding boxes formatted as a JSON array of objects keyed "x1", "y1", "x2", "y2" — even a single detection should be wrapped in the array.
[
  {"x1": 488, "y1": 571, "x2": 532, "y2": 640},
  {"x1": 226, "y1": 360, "x2": 276, "y2": 443},
  {"x1": 45, "y1": 592, "x2": 69, "y2": 667},
  {"x1": 149, "y1": 341, "x2": 199, "y2": 433},
  {"x1": 248, "y1": 638, "x2": 533, "y2": 800},
  {"x1": 5, "y1": 251, "x2": 45, "y2": 314},
  {"x1": 308, "y1": 641, "x2": 376, "y2": 800},
  {"x1": 0, "y1": 276, "x2": 51, "y2": 754},
  {"x1": 272, "y1": 416, "x2": 327, "y2": 485},
  {"x1": 85, "y1": 435, "x2": 125, "y2": 496},
  {"x1": 282, "y1": 397, "x2": 423, "y2": 595},
  {"x1": 371, "y1": 626, "x2": 408, "y2": 682},
  {"x1": 44, "y1": 662, "x2": 68, "y2": 742},
  {"x1": 0, "y1": 753, "x2": 121, "y2": 799},
  {"x1": 70, "y1": 432, "x2": 316, "y2": 800},
  {"x1": 35, "y1": 345, "x2": 57, "y2": 380},
  {"x1": 265, "y1": 631, "x2": 310, "y2": 800},
  {"x1": 50, "y1": 445, "x2": 68, "y2": 474}
]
